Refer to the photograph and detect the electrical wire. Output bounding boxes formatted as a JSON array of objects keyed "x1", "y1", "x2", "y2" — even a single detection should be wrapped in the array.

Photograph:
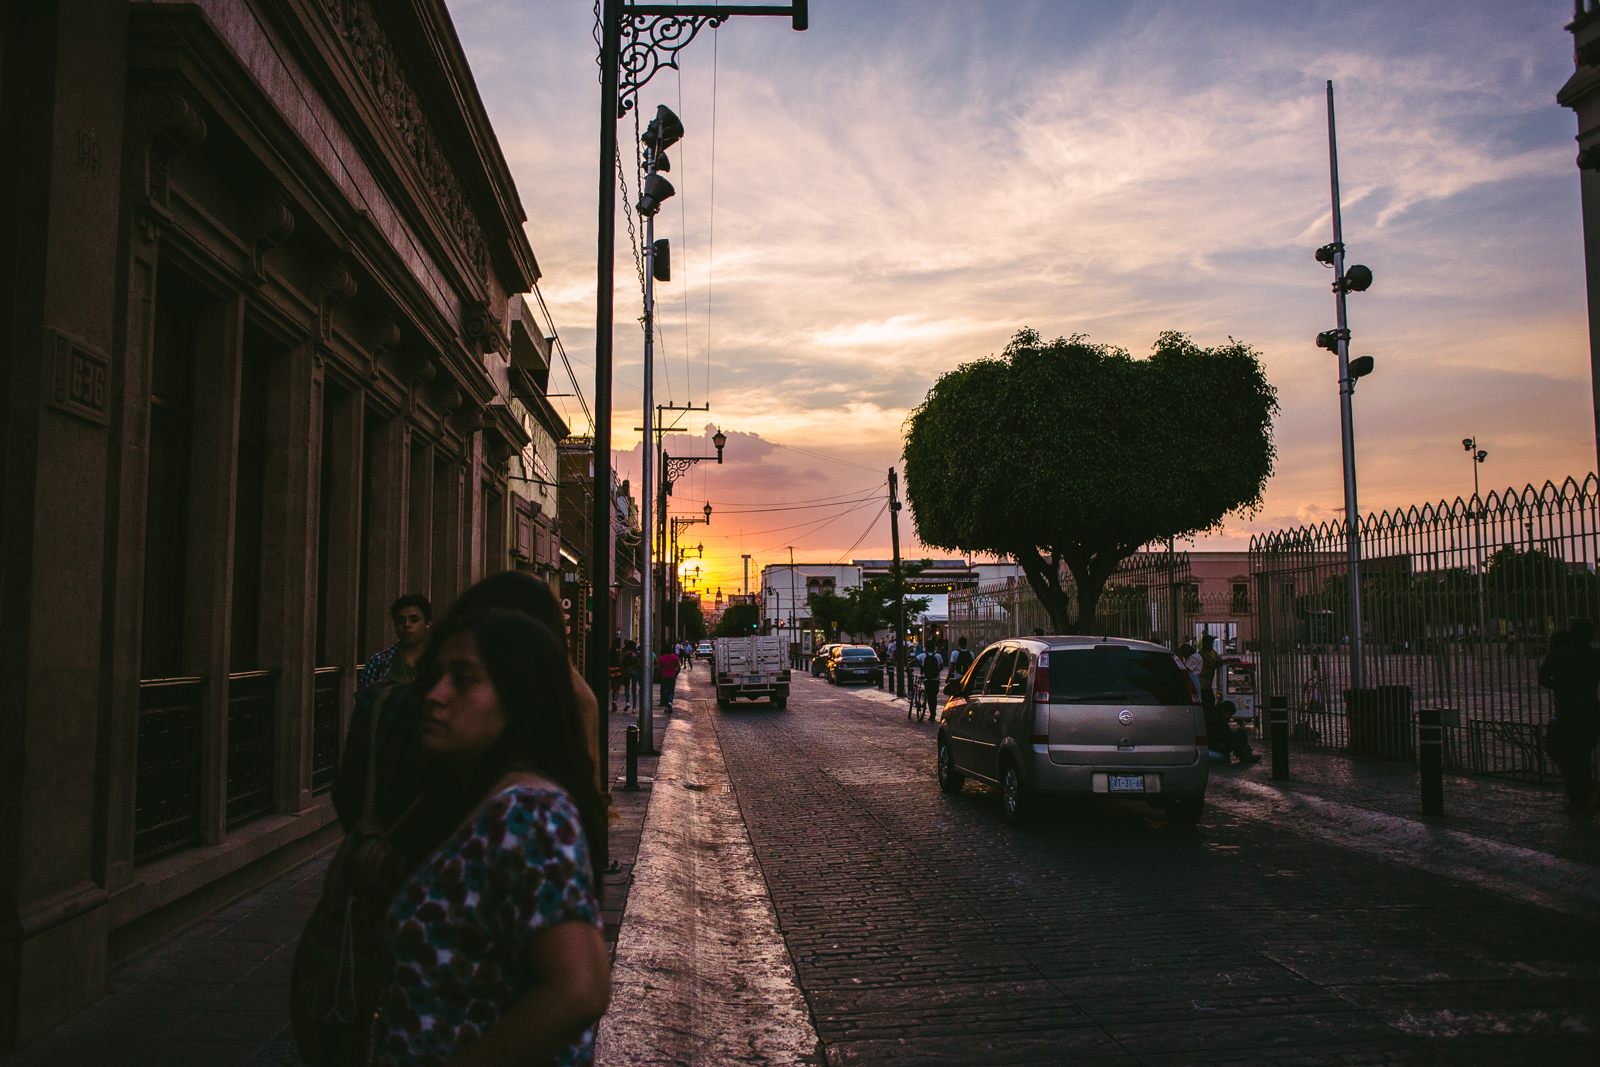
[
  {"x1": 683, "y1": 494, "x2": 881, "y2": 515},
  {"x1": 706, "y1": 497, "x2": 880, "y2": 539},
  {"x1": 835, "y1": 501, "x2": 889, "y2": 564},
  {"x1": 767, "y1": 439, "x2": 887, "y2": 473}
]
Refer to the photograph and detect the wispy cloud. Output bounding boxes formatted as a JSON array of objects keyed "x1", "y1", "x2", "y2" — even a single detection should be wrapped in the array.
[{"x1": 453, "y1": 0, "x2": 1591, "y2": 586}]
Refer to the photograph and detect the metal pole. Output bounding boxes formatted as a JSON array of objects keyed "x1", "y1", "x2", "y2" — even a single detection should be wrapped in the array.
[
  {"x1": 1419, "y1": 706, "x2": 1443, "y2": 815},
  {"x1": 1167, "y1": 535, "x2": 1180, "y2": 650},
  {"x1": 888, "y1": 468, "x2": 907, "y2": 697},
  {"x1": 624, "y1": 725, "x2": 639, "y2": 791},
  {"x1": 789, "y1": 546, "x2": 796, "y2": 667},
  {"x1": 1327, "y1": 80, "x2": 1365, "y2": 695},
  {"x1": 589, "y1": 0, "x2": 622, "y2": 792},
  {"x1": 1270, "y1": 695, "x2": 1289, "y2": 780},
  {"x1": 638, "y1": 176, "x2": 657, "y2": 756}
]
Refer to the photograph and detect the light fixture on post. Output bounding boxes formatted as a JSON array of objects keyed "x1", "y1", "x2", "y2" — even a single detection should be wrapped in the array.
[
  {"x1": 713, "y1": 427, "x2": 727, "y2": 462},
  {"x1": 1314, "y1": 79, "x2": 1377, "y2": 696},
  {"x1": 703, "y1": 502, "x2": 713, "y2": 522},
  {"x1": 593, "y1": 4, "x2": 806, "y2": 771}
]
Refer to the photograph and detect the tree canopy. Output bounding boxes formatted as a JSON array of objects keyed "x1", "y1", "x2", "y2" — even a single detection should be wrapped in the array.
[
  {"x1": 666, "y1": 597, "x2": 707, "y2": 643},
  {"x1": 903, "y1": 329, "x2": 1277, "y2": 632},
  {"x1": 808, "y1": 569, "x2": 932, "y2": 642}
]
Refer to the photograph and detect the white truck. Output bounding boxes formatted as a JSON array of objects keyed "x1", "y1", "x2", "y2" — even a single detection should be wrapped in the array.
[{"x1": 713, "y1": 634, "x2": 791, "y2": 708}]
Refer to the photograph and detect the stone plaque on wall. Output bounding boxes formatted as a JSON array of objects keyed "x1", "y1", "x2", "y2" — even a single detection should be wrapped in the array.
[{"x1": 45, "y1": 329, "x2": 110, "y2": 425}]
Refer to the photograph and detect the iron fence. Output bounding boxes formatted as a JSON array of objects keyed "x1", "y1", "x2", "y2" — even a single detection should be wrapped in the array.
[
  {"x1": 226, "y1": 670, "x2": 277, "y2": 826},
  {"x1": 312, "y1": 667, "x2": 343, "y2": 794},
  {"x1": 135, "y1": 677, "x2": 205, "y2": 864},
  {"x1": 948, "y1": 551, "x2": 1197, "y2": 651},
  {"x1": 1250, "y1": 475, "x2": 1600, "y2": 782}
]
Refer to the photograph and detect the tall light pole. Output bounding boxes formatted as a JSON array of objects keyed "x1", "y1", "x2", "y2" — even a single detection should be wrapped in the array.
[
  {"x1": 1315, "y1": 80, "x2": 1376, "y2": 694},
  {"x1": 888, "y1": 468, "x2": 907, "y2": 697},
  {"x1": 1463, "y1": 437, "x2": 1488, "y2": 501},
  {"x1": 591, "y1": 0, "x2": 808, "y2": 775},
  {"x1": 634, "y1": 104, "x2": 679, "y2": 758}
]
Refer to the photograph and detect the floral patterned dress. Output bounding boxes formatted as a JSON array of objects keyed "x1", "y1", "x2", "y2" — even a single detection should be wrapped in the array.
[{"x1": 373, "y1": 784, "x2": 601, "y2": 1067}]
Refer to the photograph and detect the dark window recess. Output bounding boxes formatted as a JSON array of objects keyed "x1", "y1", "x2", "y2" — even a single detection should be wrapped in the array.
[
  {"x1": 311, "y1": 667, "x2": 342, "y2": 793},
  {"x1": 141, "y1": 269, "x2": 202, "y2": 678},
  {"x1": 226, "y1": 671, "x2": 277, "y2": 826},
  {"x1": 1052, "y1": 648, "x2": 1194, "y2": 706},
  {"x1": 230, "y1": 338, "x2": 271, "y2": 671},
  {"x1": 134, "y1": 677, "x2": 205, "y2": 863},
  {"x1": 1231, "y1": 582, "x2": 1250, "y2": 614}
]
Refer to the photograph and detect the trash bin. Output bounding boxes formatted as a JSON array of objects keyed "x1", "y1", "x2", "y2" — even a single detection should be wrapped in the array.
[{"x1": 1343, "y1": 685, "x2": 1414, "y2": 760}]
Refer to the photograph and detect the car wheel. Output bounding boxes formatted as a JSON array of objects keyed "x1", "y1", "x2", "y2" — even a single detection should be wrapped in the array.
[
  {"x1": 1165, "y1": 796, "x2": 1204, "y2": 828},
  {"x1": 937, "y1": 739, "x2": 964, "y2": 794},
  {"x1": 1001, "y1": 761, "x2": 1033, "y2": 825}
]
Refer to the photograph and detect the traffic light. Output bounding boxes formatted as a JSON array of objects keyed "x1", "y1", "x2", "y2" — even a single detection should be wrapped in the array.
[{"x1": 652, "y1": 239, "x2": 670, "y2": 281}]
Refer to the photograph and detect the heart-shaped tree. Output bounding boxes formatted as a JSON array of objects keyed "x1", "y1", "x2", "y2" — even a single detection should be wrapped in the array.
[{"x1": 903, "y1": 329, "x2": 1277, "y2": 633}]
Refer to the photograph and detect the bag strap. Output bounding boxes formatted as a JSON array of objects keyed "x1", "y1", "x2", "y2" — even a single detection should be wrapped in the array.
[{"x1": 361, "y1": 686, "x2": 396, "y2": 825}]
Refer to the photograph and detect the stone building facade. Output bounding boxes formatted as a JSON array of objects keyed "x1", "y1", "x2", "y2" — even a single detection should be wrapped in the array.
[{"x1": 0, "y1": 0, "x2": 558, "y2": 1046}]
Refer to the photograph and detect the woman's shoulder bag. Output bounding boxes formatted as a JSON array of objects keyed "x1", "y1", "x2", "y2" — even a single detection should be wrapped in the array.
[{"x1": 290, "y1": 687, "x2": 421, "y2": 1066}]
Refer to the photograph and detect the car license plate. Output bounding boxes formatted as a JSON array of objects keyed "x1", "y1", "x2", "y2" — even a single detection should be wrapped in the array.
[
  {"x1": 1108, "y1": 775, "x2": 1145, "y2": 793},
  {"x1": 749, "y1": 676, "x2": 763, "y2": 684}
]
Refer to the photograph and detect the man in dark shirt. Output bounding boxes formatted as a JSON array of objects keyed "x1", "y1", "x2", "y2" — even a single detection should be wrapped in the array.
[{"x1": 1539, "y1": 619, "x2": 1600, "y2": 814}]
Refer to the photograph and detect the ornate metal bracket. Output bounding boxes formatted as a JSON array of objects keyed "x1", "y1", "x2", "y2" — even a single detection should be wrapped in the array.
[
  {"x1": 662, "y1": 451, "x2": 710, "y2": 493},
  {"x1": 618, "y1": 13, "x2": 726, "y2": 116}
]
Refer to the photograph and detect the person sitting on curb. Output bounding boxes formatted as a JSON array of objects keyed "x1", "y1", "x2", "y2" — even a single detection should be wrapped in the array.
[{"x1": 1209, "y1": 699, "x2": 1260, "y2": 764}]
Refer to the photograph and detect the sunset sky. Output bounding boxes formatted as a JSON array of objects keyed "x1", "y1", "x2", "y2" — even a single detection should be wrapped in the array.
[{"x1": 451, "y1": 0, "x2": 1594, "y2": 599}]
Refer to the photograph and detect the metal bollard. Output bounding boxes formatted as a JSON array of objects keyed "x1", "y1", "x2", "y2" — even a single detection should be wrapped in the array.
[
  {"x1": 624, "y1": 725, "x2": 640, "y2": 791},
  {"x1": 1420, "y1": 707, "x2": 1443, "y2": 816},
  {"x1": 878, "y1": 667, "x2": 885, "y2": 690},
  {"x1": 1270, "y1": 696, "x2": 1289, "y2": 781}
]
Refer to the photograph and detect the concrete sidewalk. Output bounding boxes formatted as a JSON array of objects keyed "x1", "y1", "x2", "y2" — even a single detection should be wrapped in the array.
[{"x1": 0, "y1": 690, "x2": 674, "y2": 1066}]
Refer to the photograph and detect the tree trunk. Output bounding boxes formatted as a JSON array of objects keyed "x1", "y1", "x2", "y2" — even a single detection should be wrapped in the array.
[{"x1": 1016, "y1": 546, "x2": 1076, "y2": 633}]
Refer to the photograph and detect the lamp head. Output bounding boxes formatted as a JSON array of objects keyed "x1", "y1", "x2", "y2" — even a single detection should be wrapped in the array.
[
  {"x1": 642, "y1": 104, "x2": 684, "y2": 153},
  {"x1": 1348, "y1": 355, "x2": 1374, "y2": 380},
  {"x1": 1341, "y1": 264, "x2": 1373, "y2": 292},
  {"x1": 703, "y1": 502, "x2": 713, "y2": 522},
  {"x1": 713, "y1": 428, "x2": 726, "y2": 460},
  {"x1": 1476, "y1": 450, "x2": 1488, "y2": 463},
  {"x1": 636, "y1": 173, "x2": 675, "y2": 217},
  {"x1": 1463, "y1": 438, "x2": 1474, "y2": 451}
]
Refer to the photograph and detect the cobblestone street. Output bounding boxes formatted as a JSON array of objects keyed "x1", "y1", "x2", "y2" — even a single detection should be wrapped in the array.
[{"x1": 716, "y1": 673, "x2": 1600, "y2": 1066}]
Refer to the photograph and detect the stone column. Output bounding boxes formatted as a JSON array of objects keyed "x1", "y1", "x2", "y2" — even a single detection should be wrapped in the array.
[
  {"x1": 320, "y1": 386, "x2": 363, "y2": 723},
  {"x1": 183, "y1": 294, "x2": 245, "y2": 847},
  {"x1": 0, "y1": 0, "x2": 129, "y2": 1047},
  {"x1": 259, "y1": 343, "x2": 319, "y2": 813}
]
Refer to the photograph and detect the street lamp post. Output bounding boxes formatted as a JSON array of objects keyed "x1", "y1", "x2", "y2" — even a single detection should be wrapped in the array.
[
  {"x1": 590, "y1": 0, "x2": 808, "y2": 774},
  {"x1": 1463, "y1": 437, "x2": 1489, "y2": 640},
  {"x1": 1315, "y1": 80, "x2": 1376, "y2": 695}
]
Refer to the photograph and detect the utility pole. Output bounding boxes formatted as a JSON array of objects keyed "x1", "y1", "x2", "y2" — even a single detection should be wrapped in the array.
[
  {"x1": 742, "y1": 553, "x2": 751, "y2": 598},
  {"x1": 888, "y1": 468, "x2": 907, "y2": 697},
  {"x1": 788, "y1": 546, "x2": 797, "y2": 667}
]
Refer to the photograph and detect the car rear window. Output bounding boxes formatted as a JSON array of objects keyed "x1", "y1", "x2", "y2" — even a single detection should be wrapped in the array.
[
  {"x1": 1051, "y1": 648, "x2": 1193, "y2": 706},
  {"x1": 841, "y1": 648, "x2": 877, "y2": 659}
]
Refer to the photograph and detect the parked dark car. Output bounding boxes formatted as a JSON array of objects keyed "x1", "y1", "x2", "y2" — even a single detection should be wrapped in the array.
[
  {"x1": 936, "y1": 636, "x2": 1207, "y2": 828},
  {"x1": 826, "y1": 645, "x2": 883, "y2": 686},
  {"x1": 811, "y1": 643, "x2": 844, "y2": 677}
]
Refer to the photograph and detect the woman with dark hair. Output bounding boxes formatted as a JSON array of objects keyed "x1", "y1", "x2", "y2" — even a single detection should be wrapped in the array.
[
  {"x1": 372, "y1": 609, "x2": 610, "y2": 1067},
  {"x1": 335, "y1": 572, "x2": 606, "y2": 865}
]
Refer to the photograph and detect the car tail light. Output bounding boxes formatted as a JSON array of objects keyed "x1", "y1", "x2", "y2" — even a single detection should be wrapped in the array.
[{"x1": 1033, "y1": 651, "x2": 1049, "y2": 703}]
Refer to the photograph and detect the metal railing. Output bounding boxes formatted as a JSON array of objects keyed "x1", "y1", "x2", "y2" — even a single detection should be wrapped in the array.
[
  {"x1": 312, "y1": 667, "x2": 343, "y2": 794},
  {"x1": 135, "y1": 677, "x2": 206, "y2": 864},
  {"x1": 226, "y1": 671, "x2": 277, "y2": 826},
  {"x1": 1250, "y1": 475, "x2": 1600, "y2": 782},
  {"x1": 947, "y1": 551, "x2": 1197, "y2": 650}
]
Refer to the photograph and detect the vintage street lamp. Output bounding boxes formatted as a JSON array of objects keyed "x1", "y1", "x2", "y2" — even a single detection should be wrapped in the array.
[
  {"x1": 1315, "y1": 80, "x2": 1376, "y2": 693},
  {"x1": 713, "y1": 427, "x2": 727, "y2": 462},
  {"x1": 590, "y1": 0, "x2": 807, "y2": 768}
]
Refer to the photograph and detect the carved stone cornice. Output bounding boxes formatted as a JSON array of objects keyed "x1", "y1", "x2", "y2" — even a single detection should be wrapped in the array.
[
  {"x1": 313, "y1": 262, "x2": 358, "y2": 367},
  {"x1": 317, "y1": 0, "x2": 490, "y2": 281}
]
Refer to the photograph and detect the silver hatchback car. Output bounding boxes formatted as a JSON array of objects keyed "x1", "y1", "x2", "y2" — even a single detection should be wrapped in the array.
[{"x1": 935, "y1": 636, "x2": 1208, "y2": 826}]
